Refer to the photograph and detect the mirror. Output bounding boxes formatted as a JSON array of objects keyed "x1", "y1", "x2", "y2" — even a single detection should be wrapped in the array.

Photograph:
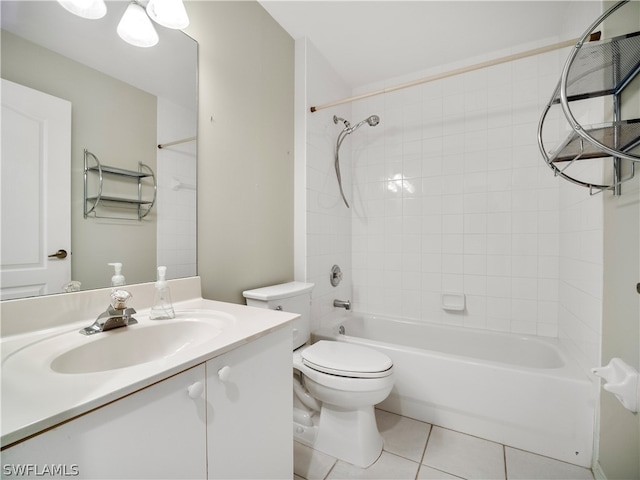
[{"x1": 1, "y1": 1, "x2": 197, "y2": 299}]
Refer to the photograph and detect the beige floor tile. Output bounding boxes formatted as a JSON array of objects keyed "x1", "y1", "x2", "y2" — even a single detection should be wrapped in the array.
[
  {"x1": 505, "y1": 447, "x2": 594, "y2": 480},
  {"x1": 327, "y1": 451, "x2": 420, "y2": 480},
  {"x1": 376, "y1": 409, "x2": 432, "y2": 462},
  {"x1": 422, "y1": 427, "x2": 505, "y2": 480},
  {"x1": 293, "y1": 415, "x2": 596, "y2": 480},
  {"x1": 417, "y1": 464, "x2": 465, "y2": 479},
  {"x1": 294, "y1": 441, "x2": 337, "y2": 480}
]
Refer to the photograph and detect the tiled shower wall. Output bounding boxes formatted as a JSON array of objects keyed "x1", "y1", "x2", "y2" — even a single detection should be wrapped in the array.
[
  {"x1": 303, "y1": 3, "x2": 604, "y2": 369},
  {"x1": 348, "y1": 50, "x2": 566, "y2": 336}
]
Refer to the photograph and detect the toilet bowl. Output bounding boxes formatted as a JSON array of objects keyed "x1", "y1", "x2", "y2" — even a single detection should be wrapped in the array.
[
  {"x1": 293, "y1": 340, "x2": 393, "y2": 467},
  {"x1": 243, "y1": 282, "x2": 395, "y2": 468}
]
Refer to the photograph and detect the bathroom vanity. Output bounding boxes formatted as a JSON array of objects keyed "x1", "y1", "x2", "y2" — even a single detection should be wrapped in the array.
[{"x1": 1, "y1": 277, "x2": 295, "y2": 479}]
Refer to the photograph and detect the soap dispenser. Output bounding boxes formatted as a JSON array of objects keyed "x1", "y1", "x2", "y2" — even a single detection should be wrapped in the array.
[
  {"x1": 108, "y1": 262, "x2": 126, "y2": 287},
  {"x1": 150, "y1": 266, "x2": 175, "y2": 320}
]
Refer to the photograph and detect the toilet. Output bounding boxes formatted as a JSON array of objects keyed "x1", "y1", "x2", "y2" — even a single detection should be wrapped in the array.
[{"x1": 243, "y1": 282, "x2": 394, "y2": 468}]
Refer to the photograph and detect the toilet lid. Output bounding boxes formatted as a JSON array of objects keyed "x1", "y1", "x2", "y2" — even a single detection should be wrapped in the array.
[{"x1": 301, "y1": 341, "x2": 393, "y2": 378}]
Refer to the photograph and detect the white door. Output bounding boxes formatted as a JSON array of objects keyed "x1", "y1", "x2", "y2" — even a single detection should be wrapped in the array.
[{"x1": 1, "y1": 79, "x2": 71, "y2": 300}]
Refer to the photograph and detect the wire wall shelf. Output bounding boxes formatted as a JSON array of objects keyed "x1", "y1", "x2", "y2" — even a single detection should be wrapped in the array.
[
  {"x1": 538, "y1": 0, "x2": 640, "y2": 195},
  {"x1": 83, "y1": 149, "x2": 157, "y2": 220}
]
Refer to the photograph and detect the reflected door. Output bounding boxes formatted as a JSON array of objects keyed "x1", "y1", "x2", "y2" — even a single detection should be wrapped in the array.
[{"x1": 1, "y1": 79, "x2": 71, "y2": 300}]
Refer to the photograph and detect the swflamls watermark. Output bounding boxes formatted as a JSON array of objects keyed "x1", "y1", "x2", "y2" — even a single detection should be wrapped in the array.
[{"x1": 2, "y1": 464, "x2": 79, "y2": 477}]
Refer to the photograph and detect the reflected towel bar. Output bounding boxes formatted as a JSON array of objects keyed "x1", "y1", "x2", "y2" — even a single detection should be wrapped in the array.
[{"x1": 157, "y1": 136, "x2": 196, "y2": 149}]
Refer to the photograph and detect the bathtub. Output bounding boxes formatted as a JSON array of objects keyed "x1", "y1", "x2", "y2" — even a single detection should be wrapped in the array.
[{"x1": 313, "y1": 314, "x2": 595, "y2": 467}]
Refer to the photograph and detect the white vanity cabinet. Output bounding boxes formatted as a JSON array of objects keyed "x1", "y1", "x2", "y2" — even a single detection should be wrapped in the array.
[
  {"x1": 2, "y1": 365, "x2": 207, "y2": 479},
  {"x1": 206, "y1": 327, "x2": 293, "y2": 479},
  {"x1": 2, "y1": 327, "x2": 293, "y2": 479}
]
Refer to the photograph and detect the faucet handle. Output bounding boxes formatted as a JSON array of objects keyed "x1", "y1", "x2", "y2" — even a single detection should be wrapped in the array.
[{"x1": 111, "y1": 289, "x2": 132, "y2": 310}]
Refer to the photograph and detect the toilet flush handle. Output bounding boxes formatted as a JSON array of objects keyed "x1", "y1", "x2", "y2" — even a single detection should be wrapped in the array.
[{"x1": 218, "y1": 365, "x2": 232, "y2": 382}]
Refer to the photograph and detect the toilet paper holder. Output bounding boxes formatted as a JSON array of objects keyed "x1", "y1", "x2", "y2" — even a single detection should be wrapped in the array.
[{"x1": 592, "y1": 358, "x2": 639, "y2": 413}]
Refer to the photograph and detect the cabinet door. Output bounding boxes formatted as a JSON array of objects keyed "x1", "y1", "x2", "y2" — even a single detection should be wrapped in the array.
[
  {"x1": 206, "y1": 328, "x2": 292, "y2": 479},
  {"x1": 2, "y1": 365, "x2": 207, "y2": 479}
]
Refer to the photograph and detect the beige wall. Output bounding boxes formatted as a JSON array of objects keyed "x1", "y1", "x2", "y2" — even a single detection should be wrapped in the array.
[
  {"x1": 184, "y1": 1, "x2": 295, "y2": 304},
  {"x1": 1, "y1": 31, "x2": 157, "y2": 290},
  {"x1": 599, "y1": 2, "x2": 640, "y2": 478}
]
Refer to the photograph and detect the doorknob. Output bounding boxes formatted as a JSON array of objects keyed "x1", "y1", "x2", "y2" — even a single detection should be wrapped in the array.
[{"x1": 48, "y1": 249, "x2": 68, "y2": 260}]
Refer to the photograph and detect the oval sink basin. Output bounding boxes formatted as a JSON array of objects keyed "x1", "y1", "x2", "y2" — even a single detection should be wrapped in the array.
[{"x1": 51, "y1": 320, "x2": 224, "y2": 374}]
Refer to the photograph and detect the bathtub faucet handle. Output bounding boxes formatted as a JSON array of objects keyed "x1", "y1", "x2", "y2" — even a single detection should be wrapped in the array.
[
  {"x1": 333, "y1": 299, "x2": 351, "y2": 310},
  {"x1": 330, "y1": 265, "x2": 343, "y2": 287}
]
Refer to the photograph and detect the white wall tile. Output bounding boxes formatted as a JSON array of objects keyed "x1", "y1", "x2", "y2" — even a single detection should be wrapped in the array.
[{"x1": 303, "y1": 33, "x2": 602, "y2": 359}]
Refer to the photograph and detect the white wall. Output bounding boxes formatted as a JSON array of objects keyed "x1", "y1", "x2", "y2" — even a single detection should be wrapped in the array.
[
  {"x1": 184, "y1": 1, "x2": 295, "y2": 304},
  {"x1": 301, "y1": 39, "x2": 354, "y2": 332},
  {"x1": 597, "y1": 2, "x2": 640, "y2": 477},
  {"x1": 557, "y1": 167, "x2": 604, "y2": 371}
]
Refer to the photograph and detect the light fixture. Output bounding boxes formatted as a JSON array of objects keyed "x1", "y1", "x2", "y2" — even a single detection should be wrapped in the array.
[
  {"x1": 58, "y1": 0, "x2": 189, "y2": 48},
  {"x1": 146, "y1": 0, "x2": 189, "y2": 29},
  {"x1": 117, "y1": 2, "x2": 159, "y2": 48},
  {"x1": 57, "y1": 0, "x2": 107, "y2": 19}
]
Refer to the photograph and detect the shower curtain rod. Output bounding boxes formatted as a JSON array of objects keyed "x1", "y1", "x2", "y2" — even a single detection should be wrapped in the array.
[
  {"x1": 157, "y1": 136, "x2": 196, "y2": 149},
  {"x1": 309, "y1": 32, "x2": 601, "y2": 113}
]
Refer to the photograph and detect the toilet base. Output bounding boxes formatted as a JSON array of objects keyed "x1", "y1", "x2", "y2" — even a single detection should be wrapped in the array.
[
  {"x1": 310, "y1": 404, "x2": 384, "y2": 468},
  {"x1": 293, "y1": 421, "x2": 318, "y2": 447},
  {"x1": 292, "y1": 405, "x2": 384, "y2": 468}
]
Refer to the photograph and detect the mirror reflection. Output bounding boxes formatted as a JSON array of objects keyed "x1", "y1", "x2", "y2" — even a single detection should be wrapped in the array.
[{"x1": 1, "y1": 0, "x2": 197, "y2": 300}]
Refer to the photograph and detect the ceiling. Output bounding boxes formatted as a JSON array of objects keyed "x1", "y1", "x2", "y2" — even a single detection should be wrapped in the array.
[
  {"x1": 259, "y1": 1, "x2": 593, "y2": 89},
  {"x1": 3, "y1": 1, "x2": 598, "y2": 102}
]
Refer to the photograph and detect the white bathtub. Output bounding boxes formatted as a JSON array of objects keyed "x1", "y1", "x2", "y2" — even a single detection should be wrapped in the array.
[{"x1": 313, "y1": 314, "x2": 595, "y2": 467}]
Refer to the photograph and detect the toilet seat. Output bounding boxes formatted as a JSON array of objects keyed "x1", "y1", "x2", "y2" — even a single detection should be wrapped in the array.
[{"x1": 301, "y1": 341, "x2": 393, "y2": 378}]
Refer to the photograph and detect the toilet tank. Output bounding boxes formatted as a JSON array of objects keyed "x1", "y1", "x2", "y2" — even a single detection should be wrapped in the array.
[{"x1": 243, "y1": 282, "x2": 314, "y2": 350}]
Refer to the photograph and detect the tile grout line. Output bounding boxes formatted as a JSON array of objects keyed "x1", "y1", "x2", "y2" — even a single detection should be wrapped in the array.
[
  {"x1": 322, "y1": 456, "x2": 338, "y2": 480},
  {"x1": 301, "y1": 411, "x2": 594, "y2": 480},
  {"x1": 503, "y1": 444, "x2": 508, "y2": 480},
  {"x1": 415, "y1": 423, "x2": 433, "y2": 479}
]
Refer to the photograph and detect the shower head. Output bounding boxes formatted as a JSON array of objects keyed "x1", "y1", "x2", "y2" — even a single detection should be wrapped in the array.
[
  {"x1": 351, "y1": 114, "x2": 380, "y2": 132},
  {"x1": 366, "y1": 115, "x2": 380, "y2": 126}
]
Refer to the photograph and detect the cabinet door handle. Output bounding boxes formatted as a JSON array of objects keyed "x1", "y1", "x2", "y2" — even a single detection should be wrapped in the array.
[
  {"x1": 218, "y1": 365, "x2": 231, "y2": 382},
  {"x1": 187, "y1": 381, "x2": 204, "y2": 399}
]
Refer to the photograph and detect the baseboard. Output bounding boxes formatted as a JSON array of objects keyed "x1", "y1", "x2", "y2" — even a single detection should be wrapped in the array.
[{"x1": 592, "y1": 462, "x2": 607, "y2": 480}]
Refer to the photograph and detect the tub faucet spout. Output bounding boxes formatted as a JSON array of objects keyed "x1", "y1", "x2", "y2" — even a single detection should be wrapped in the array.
[{"x1": 333, "y1": 299, "x2": 351, "y2": 310}]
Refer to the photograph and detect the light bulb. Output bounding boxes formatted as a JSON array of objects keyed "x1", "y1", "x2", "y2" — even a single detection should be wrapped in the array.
[
  {"x1": 57, "y1": 0, "x2": 107, "y2": 19},
  {"x1": 117, "y1": 2, "x2": 159, "y2": 48},
  {"x1": 146, "y1": 0, "x2": 189, "y2": 29}
]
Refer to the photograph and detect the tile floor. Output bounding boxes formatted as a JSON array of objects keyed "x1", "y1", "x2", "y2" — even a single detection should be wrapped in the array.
[{"x1": 294, "y1": 409, "x2": 594, "y2": 480}]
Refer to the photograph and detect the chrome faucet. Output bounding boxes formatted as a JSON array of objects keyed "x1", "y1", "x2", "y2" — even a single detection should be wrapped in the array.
[
  {"x1": 80, "y1": 290, "x2": 138, "y2": 335},
  {"x1": 333, "y1": 299, "x2": 351, "y2": 310}
]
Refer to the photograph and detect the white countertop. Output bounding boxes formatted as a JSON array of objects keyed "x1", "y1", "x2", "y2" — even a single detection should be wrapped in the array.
[{"x1": 1, "y1": 295, "x2": 297, "y2": 448}]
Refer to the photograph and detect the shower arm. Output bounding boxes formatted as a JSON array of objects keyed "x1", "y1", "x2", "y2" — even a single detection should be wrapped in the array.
[{"x1": 335, "y1": 130, "x2": 351, "y2": 208}]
